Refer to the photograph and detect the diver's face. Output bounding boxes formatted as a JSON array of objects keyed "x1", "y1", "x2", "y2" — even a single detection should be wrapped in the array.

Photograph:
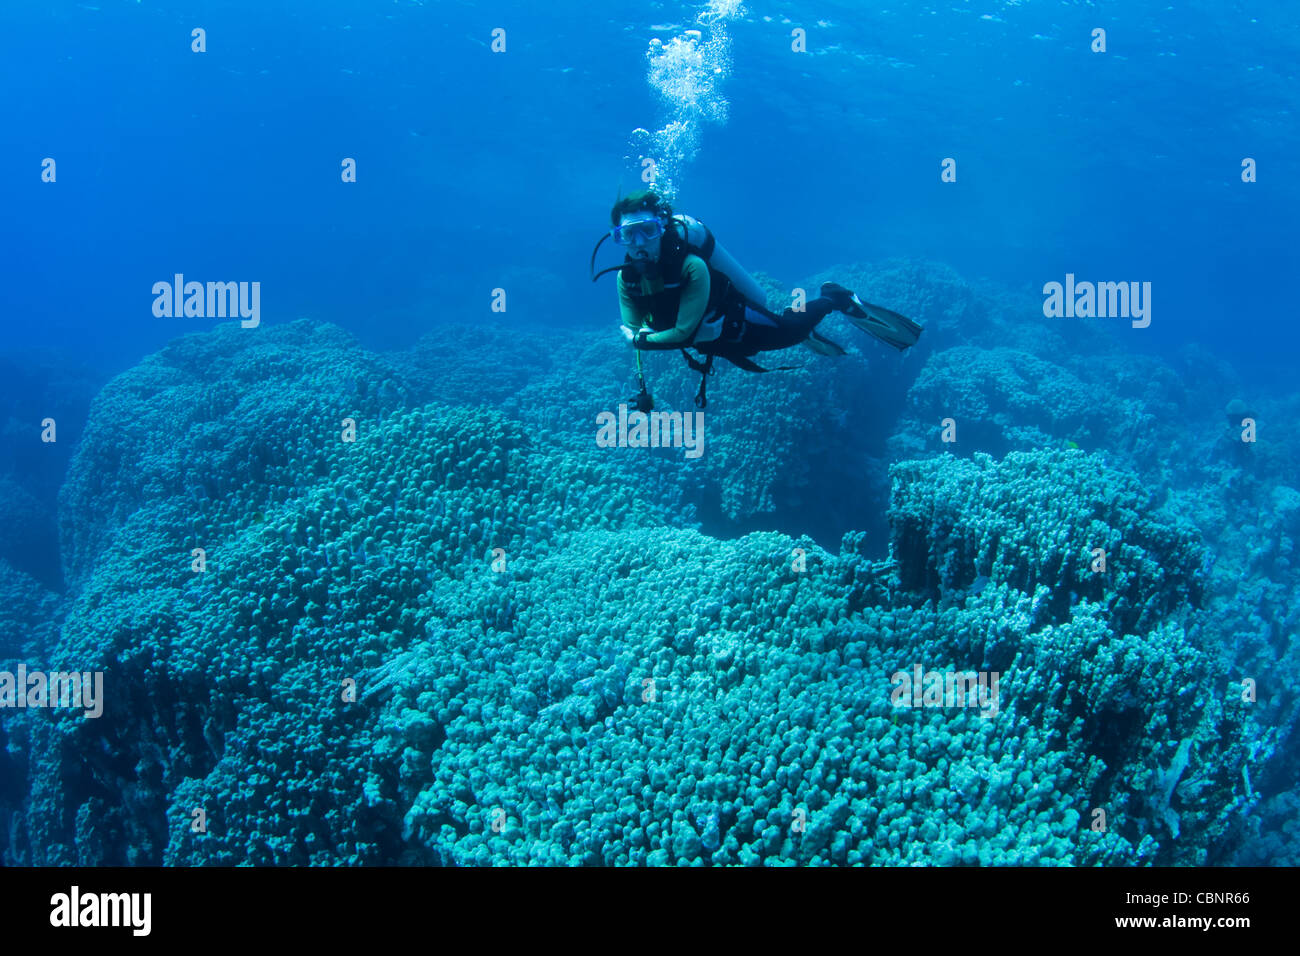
[{"x1": 618, "y1": 213, "x2": 664, "y2": 264}]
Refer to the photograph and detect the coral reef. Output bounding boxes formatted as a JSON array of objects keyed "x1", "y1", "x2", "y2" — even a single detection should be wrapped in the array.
[
  {"x1": 4, "y1": 257, "x2": 1293, "y2": 867},
  {"x1": 27, "y1": 322, "x2": 654, "y2": 864}
]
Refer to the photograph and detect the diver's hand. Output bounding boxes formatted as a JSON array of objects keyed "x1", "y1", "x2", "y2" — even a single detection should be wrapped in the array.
[{"x1": 621, "y1": 326, "x2": 652, "y2": 349}]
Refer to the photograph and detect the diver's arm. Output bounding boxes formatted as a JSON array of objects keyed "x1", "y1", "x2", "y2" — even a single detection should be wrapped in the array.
[
  {"x1": 635, "y1": 256, "x2": 710, "y2": 350},
  {"x1": 618, "y1": 273, "x2": 652, "y2": 330}
]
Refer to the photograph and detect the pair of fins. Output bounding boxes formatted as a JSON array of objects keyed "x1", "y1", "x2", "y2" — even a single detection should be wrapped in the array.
[{"x1": 806, "y1": 281, "x2": 924, "y2": 356}]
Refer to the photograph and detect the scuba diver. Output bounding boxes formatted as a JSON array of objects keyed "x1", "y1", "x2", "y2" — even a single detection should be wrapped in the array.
[{"x1": 589, "y1": 190, "x2": 923, "y2": 409}]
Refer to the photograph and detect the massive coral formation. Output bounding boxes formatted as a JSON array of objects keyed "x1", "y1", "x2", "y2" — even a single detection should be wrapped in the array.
[{"x1": 3, "y1": 258, "x2": 1293, "y2": 866}]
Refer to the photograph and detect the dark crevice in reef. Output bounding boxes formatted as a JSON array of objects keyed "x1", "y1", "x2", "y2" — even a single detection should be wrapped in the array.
[{"x1": 696, "y1": 486, "x2": 889, "y2": 557}]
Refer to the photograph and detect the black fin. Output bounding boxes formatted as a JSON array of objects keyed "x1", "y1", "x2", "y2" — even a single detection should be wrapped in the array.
[
  {"x1": 805, "y1": 330, "x2": 847, "y2": 357},
  {"x1": 822, "y1": 281, "x2": 923, "y2": 351},
  {"x1": 847, "y1": 300, "x2": 924, "y2": 351},
  {"x1": 725, "y1": 354, "x2": 771, "y2": 373}
]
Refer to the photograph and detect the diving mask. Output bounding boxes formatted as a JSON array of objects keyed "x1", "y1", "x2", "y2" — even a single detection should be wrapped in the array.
[{"x1": 611, "y1": 216, "x2": 665, "y2": 245}]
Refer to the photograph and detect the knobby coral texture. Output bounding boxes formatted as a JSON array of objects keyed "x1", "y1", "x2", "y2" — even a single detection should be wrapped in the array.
[{"x1": 0, "y1": 260, "x2": 1294, "y2": 866}]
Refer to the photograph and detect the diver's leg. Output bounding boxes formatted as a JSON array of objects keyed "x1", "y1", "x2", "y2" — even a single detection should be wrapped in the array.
[{"x1": 739, "y1": 300, "x2": 834, "y2": 352}]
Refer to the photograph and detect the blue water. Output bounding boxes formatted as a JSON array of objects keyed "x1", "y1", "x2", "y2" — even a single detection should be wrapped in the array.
[
  {"x1": 0, "y1": 0, "x2": 1296, "y2": 868},
  {"x1": 6, "y1": 1, "x2": 1296, "y2": 370}
]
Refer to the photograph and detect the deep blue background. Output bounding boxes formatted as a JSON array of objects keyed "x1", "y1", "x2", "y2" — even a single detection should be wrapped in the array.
[{"x1": 3, "y1": 0, "x2": 1296, "y2": 382}]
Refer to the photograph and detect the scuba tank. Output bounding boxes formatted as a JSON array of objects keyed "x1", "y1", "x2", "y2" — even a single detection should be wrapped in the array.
[{"x1": 666, "y1": 215, "x2": 770, "y2": 309}]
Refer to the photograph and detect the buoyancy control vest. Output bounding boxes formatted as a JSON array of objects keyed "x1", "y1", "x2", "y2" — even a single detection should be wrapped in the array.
[{"x1": 592, "y1": 214, "x2": 771, "y2": 346}]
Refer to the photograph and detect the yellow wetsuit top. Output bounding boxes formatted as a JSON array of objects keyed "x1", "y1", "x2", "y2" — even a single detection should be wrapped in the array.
[{"x1": 617, "y1": 254, "x2": 711, "y2": 347}]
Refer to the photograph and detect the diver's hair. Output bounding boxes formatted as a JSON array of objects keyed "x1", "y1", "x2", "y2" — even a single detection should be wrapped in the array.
[{"x1": 610, "y1": 190, "x2": 673, "y2": 226}]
